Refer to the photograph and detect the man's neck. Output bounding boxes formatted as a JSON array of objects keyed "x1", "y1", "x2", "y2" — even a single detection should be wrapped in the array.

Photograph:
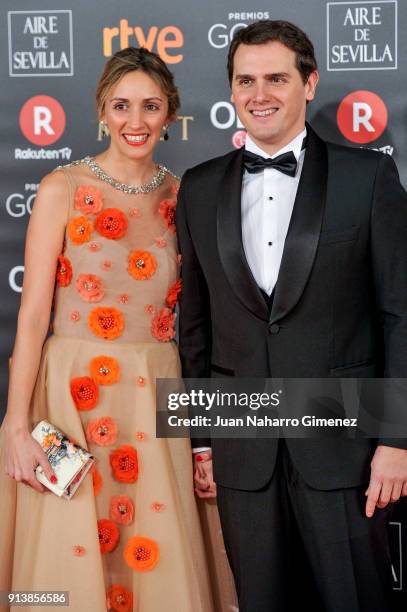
[{"x1": 247, "y1": 125, "x2": 306, "y2": 157}]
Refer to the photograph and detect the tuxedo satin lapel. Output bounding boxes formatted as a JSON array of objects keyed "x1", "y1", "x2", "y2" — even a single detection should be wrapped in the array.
[
  {"x1": 217, "y1": 148, "x2": 269, "y2": 321},
  {"x1": 269, "y1": 126, "x2": 328, "y2": 325}
]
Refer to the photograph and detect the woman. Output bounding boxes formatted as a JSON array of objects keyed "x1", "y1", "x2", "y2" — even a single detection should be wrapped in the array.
[{"x1": 0, "y1": 47, "x2": 235, "y2": 612}]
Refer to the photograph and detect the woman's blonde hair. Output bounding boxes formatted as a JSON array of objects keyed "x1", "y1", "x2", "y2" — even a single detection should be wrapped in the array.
[{"x1": 96, "y1": 46, "x2": 180, "y2": 118}]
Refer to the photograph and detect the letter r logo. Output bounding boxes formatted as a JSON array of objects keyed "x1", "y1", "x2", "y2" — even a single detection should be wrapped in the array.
[
  {"x1": 337, "y1": 90, "x2": 388, "y2": 143},
  {"x1": 19, "y1": 95, "x2": 66, "y2": 145},
  {"x1": 33, "y1": 106, "x2": 55, "y2": 136},
  {"x1": 353, "y1": 102, "x2": 375, "y2": 133}
]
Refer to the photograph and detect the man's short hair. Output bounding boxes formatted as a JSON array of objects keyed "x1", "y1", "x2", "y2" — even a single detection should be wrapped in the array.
[{"x1": 227, "y1": 20, "x2": 318, "y2": 85}]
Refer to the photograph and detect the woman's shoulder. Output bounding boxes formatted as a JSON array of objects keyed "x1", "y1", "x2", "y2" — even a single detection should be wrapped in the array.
[
  {"x1": 28, "y1": 167, "x2": 71, "y2": 223},
  {"x1": 162, "y1": 164, "x2": 180, "y2": 181},
  {"x1": 38, "y1": 166, "x2": 71, "y2": 196},
  {"x1": 35, "y1": 157, "x2": 90, "y2": 208},
  {"x1": 53, "y1": 157, "x2": 101, "y2": 190},
  {"x1": 161, "y1": 165, "x2": 180, "y2": 196},
  {"x1": 53, "y1": 157, "x2": 90, "y2": 180}
]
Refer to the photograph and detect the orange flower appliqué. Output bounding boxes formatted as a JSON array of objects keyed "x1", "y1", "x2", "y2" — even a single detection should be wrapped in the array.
[
  {"x1": 89, "y1": 241, "x2": 102, "y2": 252},
  {"x1": 76, "y1": 274, "x2": 105, "y2": 302},
  {"x1": 90, "y1": 355, "x2": 120, "y2": 385},
  {"x1": 128, "y1": 207, "x2": 141, "y2": 219},
  {"x1": 151, "y1": 308, "x2": 176, "y2": 342},
  {"x1": 110, "y1": 495, "x2": 135, "y2": 526},
  {"x1": 109, "y1": 445, "x2": 138, "y2": 483},
  {"x1": 117, "y1": 293, "x2": 129, "y2": 305},
  {"x1": 67, "y1": 216, "x2": 93, "y2": 245},
  {"x1": 73, "y1": 545, "x2": 86, "y2": 557},
  {"x1": 86, "y1": 416, "x2": 118, "y2": 447},
  {"x1": 98, "y1": 519, "x2": 120, "y2": 554},
  {"x1": 88, "y1": 307, "x2": 124, "y2": 340},
  {"x1": 158, "y1": 198, "x2": 176, "y2": 233},
  {"x1": 70, "y1": 376, "x2": 99, "y2": 411},
  {"x1": 124, "y1": 536, "x2": 159, "y2": 572},
  {"x1": 151, "y1": 501, "x2": 165, "y2": 513},
  {"x1": 70, "y1": 310, "x2": 81, "y2": 322},
  {"x1": 106, "y1": 584, "x2": 133, "y2": 612},
  {"x1": 74, "y1": 185, "x2": 103, "y2": 215},
  {"x1": 92, "y1": 469, "x2": 103, "y2": 496},
  {"x1": 56, "y1": 255, "x2": 72, "y2": 287},
  {"x1": 166, "y1": 278, "x2": 182, "y2": 308},
  {"x1": 154, "y1": 236, "x2": 166, "y2": 248},
  {"x1": 127, "y1": 250, "x2": 157, "y2": 280},
  {"x1": 95, "y1": 208, "x2": 128, "y2": 240},
  {"x1": 101, "y1": 260, "x2": 113, "y2": 271}
]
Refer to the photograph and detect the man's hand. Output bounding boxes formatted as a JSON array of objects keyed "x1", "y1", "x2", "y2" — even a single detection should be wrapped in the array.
[
  {"x1": 193, "y1": 450, "x2": 216, "y2": 498},
  {"x1": 365, "y1": 445, "x2": 407, "y2": 517}
]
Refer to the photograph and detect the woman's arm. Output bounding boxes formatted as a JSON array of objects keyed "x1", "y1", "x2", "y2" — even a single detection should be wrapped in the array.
[{"x1": 3, "y1": 170, "x2": 69, "y2": 491}]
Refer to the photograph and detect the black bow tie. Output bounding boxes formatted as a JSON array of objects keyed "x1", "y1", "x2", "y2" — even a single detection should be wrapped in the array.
[{"x1": 243, "y1": 150, "x2": 298, "y2": 177}]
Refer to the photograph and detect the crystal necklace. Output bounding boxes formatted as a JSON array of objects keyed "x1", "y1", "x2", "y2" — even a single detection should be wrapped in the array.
[{"x1": 59, "y1": 156, "x2": 178, "y2": 194}]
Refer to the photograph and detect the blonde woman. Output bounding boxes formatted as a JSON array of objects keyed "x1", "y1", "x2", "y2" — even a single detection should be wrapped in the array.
[{"x1": 0, "y1": 47, "x2": 235, "y2": 612}]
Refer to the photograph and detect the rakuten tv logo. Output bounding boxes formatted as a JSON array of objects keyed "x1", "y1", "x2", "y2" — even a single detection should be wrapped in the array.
[
  {"x1": 337, "y1": 90, "x2": 388, "y2": 143},
  {"x1": 19, "y1": 95, "x2": 66, "y2": 145}
]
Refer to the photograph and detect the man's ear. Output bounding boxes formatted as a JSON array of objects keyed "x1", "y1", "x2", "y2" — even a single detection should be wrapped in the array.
[{"x1": 305, "y1": 70, "x2": 319, "y2": 102}]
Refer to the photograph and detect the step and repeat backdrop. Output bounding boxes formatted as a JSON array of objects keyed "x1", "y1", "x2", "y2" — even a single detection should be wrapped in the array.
[{"x1": 1, "y1": 0, "x2": 406, "y2": 606}]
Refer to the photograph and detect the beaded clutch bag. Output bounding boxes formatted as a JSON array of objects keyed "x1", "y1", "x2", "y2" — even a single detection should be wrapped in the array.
[{"x1": 31, "y1": 420, "x2": 94, "y2": 500}]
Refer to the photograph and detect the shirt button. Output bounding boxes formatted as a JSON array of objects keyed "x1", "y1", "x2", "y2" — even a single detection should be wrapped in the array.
[
  {"x1": 268, "y1": 323, "x2": 280, "y2": 335},
  {"x1": 268, "y1": 196, "x2": 274, "y2": 201},
  {"x1": 268, "y1": 242, "x2": 273, "y2": 246}
]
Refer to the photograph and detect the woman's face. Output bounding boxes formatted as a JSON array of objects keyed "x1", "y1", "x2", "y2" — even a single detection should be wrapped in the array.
[{"x1": 102, "y1": 70, "x2": 171, "y2": 161}]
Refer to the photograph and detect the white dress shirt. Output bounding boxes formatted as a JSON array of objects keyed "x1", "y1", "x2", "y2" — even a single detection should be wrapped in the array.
[
  {"x1": 242, "y1": 128, "x2": 307, "y2": 295},
  {"x1": 192, "y1": 128, "x2": 307, "y2": 453}
]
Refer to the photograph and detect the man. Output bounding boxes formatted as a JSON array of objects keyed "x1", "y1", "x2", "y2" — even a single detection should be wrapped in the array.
[{"x1": 176, "y1": 20, "x2": 407, "y2": 612}]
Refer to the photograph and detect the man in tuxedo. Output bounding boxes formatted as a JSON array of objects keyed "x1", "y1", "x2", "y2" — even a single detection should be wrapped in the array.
[{"x1": 176, "y1": 20, "x2": 407, "y2": 612}]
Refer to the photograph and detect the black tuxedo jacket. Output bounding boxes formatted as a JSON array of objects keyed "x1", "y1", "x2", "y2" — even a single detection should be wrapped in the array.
[{"x1": 176, "y1": 124, "x2": 407, "y2": 491}]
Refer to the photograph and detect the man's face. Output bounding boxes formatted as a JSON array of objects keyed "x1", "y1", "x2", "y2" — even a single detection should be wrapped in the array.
[{"x1": 231, "y1": 41, "x2": 319, "y2": 154}]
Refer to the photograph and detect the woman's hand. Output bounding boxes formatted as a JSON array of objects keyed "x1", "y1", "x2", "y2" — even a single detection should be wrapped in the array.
[
  {"x1": 193, "y1": 450, "x2": 217, "y2": 499},
  {"x1": 3, "y1": 421, "x2": 57, "y2": 493}
]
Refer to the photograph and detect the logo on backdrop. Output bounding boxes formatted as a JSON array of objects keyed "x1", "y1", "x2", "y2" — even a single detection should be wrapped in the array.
[
  {"x1": 209, "y1": 100, "x2": 247, "y2": 148},
  {"x1": 16, "y1": 95, "x2": 71, "y2": 161},
  {"x1": 4, "y1": 184, "x2": 37, "y2": 218},
  {"x1": 337, "y1": 90, "x2": 388, "y2": 144},
  {"x1": 8, "y1": 10, "x2": 73, "y2": 77},
  {"x1": 19, "y1": 95, "x2": 66, "y2": 146},
  {"x1": 208, "y1": 11, "x2": 270, "y2": 49},
  {"x1": 327, "y1": 1, "x2": 397, "y2": 71},
  {"x1": 102, "y1": 20, "x2": 184, "y2": 63},
  {"x1": 9, "y1": 266, "x2": 24, "y2": 293}
]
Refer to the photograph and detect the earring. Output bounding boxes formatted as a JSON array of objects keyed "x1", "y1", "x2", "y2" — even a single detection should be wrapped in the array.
[
  {"x1": 99, "y1": 120, "x2": 109, "y2": 140},
  {"x1": 163, "y1": 124, "x2": 169, "y2": 141}
]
